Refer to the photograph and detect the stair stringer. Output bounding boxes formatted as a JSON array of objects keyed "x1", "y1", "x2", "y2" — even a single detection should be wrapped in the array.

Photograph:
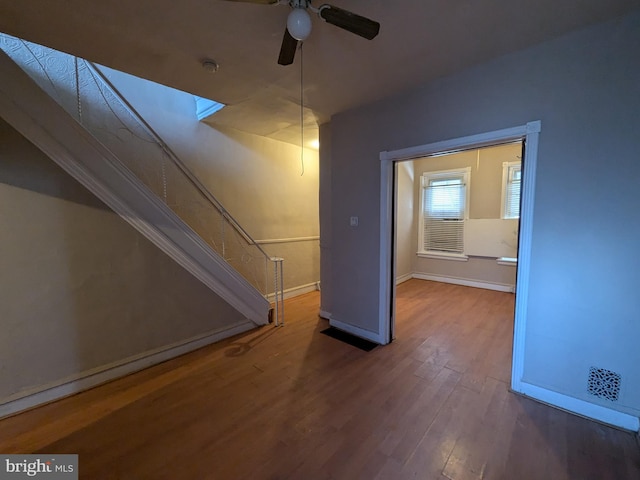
[{"x1": 0, "y1": 50, "x2": 270, "y2": 326}]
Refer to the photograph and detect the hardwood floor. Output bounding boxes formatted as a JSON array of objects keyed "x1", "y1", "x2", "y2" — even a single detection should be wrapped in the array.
[{"x1": 1, "y1": 279, "x2": 638, "y2": 479}]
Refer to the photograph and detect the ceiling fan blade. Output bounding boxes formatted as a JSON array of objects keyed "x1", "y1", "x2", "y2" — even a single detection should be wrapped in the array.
[
  {"x1": 278, "y1": 28, "x2": 298, "y2": 65},
  {"x1": 319, "y1": 5, "x2": 380, "y2": 40},
  {"x1": 221, "y1": 0, "x2": 279, "y2": 4}
]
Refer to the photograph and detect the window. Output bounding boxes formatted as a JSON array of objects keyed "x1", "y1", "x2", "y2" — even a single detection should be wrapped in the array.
[
  {"x1": 194, "y1": 96, "x2": 225, "y2": 120},
  {"x1": 419, "y1": 168, "x2": 470, "y2": 259},
  {"x1": 501, "y1": 161, "x2": 522, "y2": 219}
]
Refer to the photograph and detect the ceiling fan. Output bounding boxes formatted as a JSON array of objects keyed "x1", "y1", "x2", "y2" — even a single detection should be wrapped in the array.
[{"x1": 223, "y1": 0, "x2": 380, "y2": 65}]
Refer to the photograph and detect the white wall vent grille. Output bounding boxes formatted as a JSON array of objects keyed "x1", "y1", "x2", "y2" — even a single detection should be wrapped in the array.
[{"x1": 587, "y1": 367, "x2": 621, "y2": 402}]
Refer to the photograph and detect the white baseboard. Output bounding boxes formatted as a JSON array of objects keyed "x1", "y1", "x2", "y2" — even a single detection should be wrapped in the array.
[
  {"x1": 329, "y1": 318, "x2": 382, "y2": 344},
  {"x1": 266, "y1": 282, "x2": 319, "y2": 302},
  {"x1": 412, "y1": 272, "x2": 514, "y2": 293},
  {"x1": 514, "y1": 380, "x2": 640, "y2": 432},
  {"x1": 396, "y1": 273, "x2": 413, "y2": 285},
  {"x1": 319, "y1": 310, "x2": 332, "y2": 320},
  {"x1": 0, "y1": 321, "x2": 255, "y2": 419}
]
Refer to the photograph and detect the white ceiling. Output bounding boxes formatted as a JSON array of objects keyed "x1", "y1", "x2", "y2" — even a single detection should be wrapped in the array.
[{"x1": 1, "y1": 0, "x2": 639, "y2": 147}]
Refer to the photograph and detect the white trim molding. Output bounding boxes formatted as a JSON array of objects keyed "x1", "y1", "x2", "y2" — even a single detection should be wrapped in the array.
[
  {"x1": 396, "y1": 273, "x2": 413, "y2": 285},
  {"x1": 0, "y1": 321, "x2": 255, "y2": 419},
  {"x1": 330, "y1": 318, "x2": 383, "y2": 344},
  {"x1": 515, "y1": 381, "x2": 640, "y2": 432},
  {"x1": 417, "y1": 252, "x2": 469, "y2": 262},
  {"x1": 319, "y1": 310, "x2": 332, "y2": 320},
  {"x1": 256, "y1": 236, "x2": 320, "y2": 245},
  {"x1": 510, "y1": 121, "x2": 541, "y2": 394},
  {"x1": 266, "y1": 282, "x2": 319, "y2": 302},
  {"x1": 497, "y1": 257, "x2": 517, "y2": 266},
  {"x1": 412, "y1": 273, "x2": 514, "y2": 293},
  {"x1": 380, "y1": 120, "x2": 541, "y2": 397}
]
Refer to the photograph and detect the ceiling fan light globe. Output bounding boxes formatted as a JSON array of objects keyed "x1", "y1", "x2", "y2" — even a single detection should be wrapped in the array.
[{"x1": 287, "y1": 8, "x2": 312, "y2": 41}]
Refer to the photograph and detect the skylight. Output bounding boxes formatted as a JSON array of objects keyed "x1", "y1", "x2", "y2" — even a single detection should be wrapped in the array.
[
  {"x1": 0, "y1": 32, "x2": 225, "y2": 123},
  {"x1": 194, "y1": 96, "x2": 225, "y2": 121}
]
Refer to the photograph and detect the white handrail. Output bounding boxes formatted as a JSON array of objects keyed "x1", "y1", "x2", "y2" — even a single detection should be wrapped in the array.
[
  {"x1": 272, "y1": 258, "x2": 285, "y2": 327},
  {"x1": 85, "y1": 63, "x2": 286, "y2": 320},
  {"x1": 84, "y1": 61, "x2": 271, "y2": 260}
]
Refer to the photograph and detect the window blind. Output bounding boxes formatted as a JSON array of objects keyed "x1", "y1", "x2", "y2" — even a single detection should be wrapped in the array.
[
  {"x1": 423, "y1": 179, "x2": 465, "y2": 253},
  {"x1": 504, "y1": 166, "x2": 521, "y2": 219}
]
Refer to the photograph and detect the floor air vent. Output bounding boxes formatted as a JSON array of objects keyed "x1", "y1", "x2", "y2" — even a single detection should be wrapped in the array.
[
  {"x1": 320, "y1": 327, "x2": 378, "y2": 352},
  {"x1": 587, "y1": 367, "x2": 621, "y2": 402}
]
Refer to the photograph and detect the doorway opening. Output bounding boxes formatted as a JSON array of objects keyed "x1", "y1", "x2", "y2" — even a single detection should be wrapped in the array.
[{"x1": 378, "y1": 122, "x2": 541, "y2": 391}]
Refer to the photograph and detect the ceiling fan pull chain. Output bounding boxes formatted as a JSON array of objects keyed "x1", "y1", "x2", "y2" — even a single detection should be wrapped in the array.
[{"x1": 300, "y1": 41, "x2": 305, "y2": 176}]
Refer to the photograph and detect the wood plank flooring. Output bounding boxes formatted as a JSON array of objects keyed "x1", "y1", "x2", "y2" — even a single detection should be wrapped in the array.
[{"x1": 1, "y1": 279, "x2": 638, "y2": 479}]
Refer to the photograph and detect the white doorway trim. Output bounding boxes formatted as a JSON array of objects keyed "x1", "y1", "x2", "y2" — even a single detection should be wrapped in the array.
[{"x1": 378, "y1": 121, "x2": 541, "y2": 391}]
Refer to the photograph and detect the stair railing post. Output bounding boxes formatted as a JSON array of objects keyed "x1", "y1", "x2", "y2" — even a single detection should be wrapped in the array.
[
  {"x1": 273, "y1": 257, "x2": 279, "y2": 326},
  {"x1": 264, "y1": 255, "x2": 268, "y2": 299},
  {"x1": 279, "y1": 258, "x2": 284, "y2": 326},
  {"x1": 221, "y1": 215, "x2": 226, "y2": 259},
  {"x1": 271, "y1": 257, "x2": 284, "y2": 327}
]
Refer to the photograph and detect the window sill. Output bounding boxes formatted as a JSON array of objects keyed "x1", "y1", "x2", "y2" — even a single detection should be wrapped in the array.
[
  {"x1": 497, "y1": 257, "x2": 517, "y2": 266},
  {"x1": 417, "y1": 252, "x2": 469, "y2": 262}
]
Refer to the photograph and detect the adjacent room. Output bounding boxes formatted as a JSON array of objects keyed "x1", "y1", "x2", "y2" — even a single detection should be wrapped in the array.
[{"x1": 395, "y1": 142, "x2": 523, "y2": 293}]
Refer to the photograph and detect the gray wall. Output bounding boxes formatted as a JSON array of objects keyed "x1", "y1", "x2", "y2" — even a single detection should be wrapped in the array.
[
  {"x1": 0, "y1": 119, "x2": 247, "y2": 402},
  {"x1": 319, "y1": 122, "x2": 332, "y2": 315},
  {"x1": 322, "y1": 11, "x2": 640, "y2": 416}
]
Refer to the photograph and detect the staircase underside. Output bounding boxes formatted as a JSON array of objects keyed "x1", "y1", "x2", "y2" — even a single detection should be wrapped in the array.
[{"x1": 0, "y1": 49, "x2": 270, "y2": 327}]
